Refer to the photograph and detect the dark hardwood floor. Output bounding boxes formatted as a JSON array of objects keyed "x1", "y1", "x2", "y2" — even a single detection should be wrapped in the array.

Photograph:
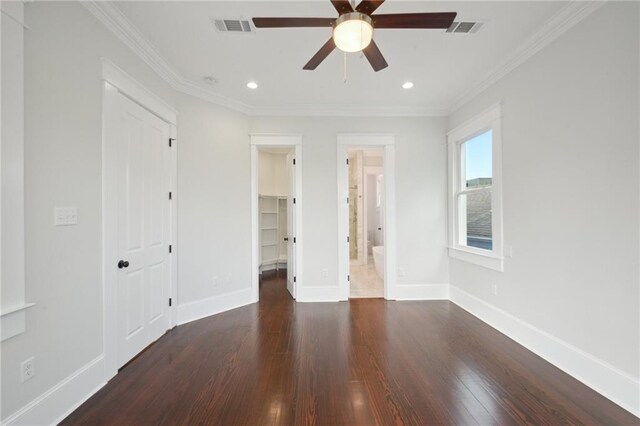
[{"x1": 63, "y1": 271, "x2": 638, "y2": 425}]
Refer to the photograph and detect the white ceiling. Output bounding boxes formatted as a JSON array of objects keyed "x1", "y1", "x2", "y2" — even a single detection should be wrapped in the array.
[{"x1": 109, "y1": 1, "x2": 570, "y2": 115}]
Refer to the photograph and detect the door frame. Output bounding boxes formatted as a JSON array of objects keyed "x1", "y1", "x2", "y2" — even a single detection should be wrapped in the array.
[
  {"x1": 250, "y1": 134, "x2": 303, "y2": 303},
  {"x1": 102, "y1": 59, "x2": 178, "y2": 379},
  {"x1": 337, "y1": 134, "x2": 396, "y2": 301},
  {"x1": 363, "y1": 166, "x2": 383, "y2": 265}
]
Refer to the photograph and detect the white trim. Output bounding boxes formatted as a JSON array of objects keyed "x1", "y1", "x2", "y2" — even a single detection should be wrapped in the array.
[
  {"x1": 101, "y1": 58, "x2": 177, "y2": 125},
  {"x1": 250, "y1": 134, "x2": 303, "y2": 303},
  {"x1": 177, "y1": 288, "x2": 254, "y2": 325},
  {"x1": 169, "y1": 125, "x2": 178, "y2": 328},
  {"x1": 450, "y1": 286, "x2": 640, "y2": 418},
  {"x1": 0, "y1": 302, "x2": 35, "y2": 316},
  {"x1": 448, "y1": 247, "x2": 503, "y2": 272},
  {"x1": 394, "y1": 284, "x2": 449, "y2": 300},
  {"x1": 447, "y1": 102, "x2": 502, "y2": 139},
  {"x1": 0, "y1": 303, "x2": 35, "y2": 342},
  {"x1": 2, "y1": 355, "x2": 106, "y2": 425},
  {"x1": 337, "y1": 134, "x2": 396, "y2": 301},
  {"x1": 84, "y1": 1, "x2": 602, "y2": 117},
  {"x1": 101, "y1": 65, "x2": 178, "y2": 378},
  {"x1": 447, "y1": 1, "x2": 605, "y2": 113},
  {"x1": 447, "y1": 103, "x2": 504, "y2": 271}
]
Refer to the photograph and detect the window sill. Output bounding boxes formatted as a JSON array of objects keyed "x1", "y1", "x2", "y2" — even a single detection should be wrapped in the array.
[
  {"x1": 0, "y1": 302, "x2": 36, "y2": 342},
  {"x1": 448, "y1": 247, "x2": 504, "y2": 272}
]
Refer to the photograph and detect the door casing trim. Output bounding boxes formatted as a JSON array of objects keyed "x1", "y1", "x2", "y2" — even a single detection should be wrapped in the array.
[{"x1": 102, "y1": 59, "x2": 178, "y2": 379}]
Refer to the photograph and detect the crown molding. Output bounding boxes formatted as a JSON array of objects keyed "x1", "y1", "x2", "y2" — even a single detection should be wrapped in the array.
[
  {"x1": 82, "y1": 1, "x2": 253, "y2": 115},
  {"x1": 83, "y1": 0, "x2": 604, "y2": 118},
  {"x1": 247, "y1": 104, "x2": 449, "y2": 117},
  {"x1": 447, "y1": 0, "x2": 605, "y2": 114},
  {"x1": 81, "y1": 1, "x2": 446, "y2": 117}
]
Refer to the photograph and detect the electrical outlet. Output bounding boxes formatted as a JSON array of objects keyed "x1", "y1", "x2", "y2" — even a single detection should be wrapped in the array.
[
  {"x1": 21, "y1": 357, "x2": 35, "y2": 382},
  {"x1": 54, "y1": 207, "x2": 78, "y2": 226},
  {"x1": 212, "y1": 276, "x2": 218, "y2": 287},
  {"x1": 492, "y1": 284, "x2": 498, "y2": 296},
  {"x1": 226, "y1": 273, "x2": 232, "y2": 283},
  {"x1": 321, "y1": 269, "x2": 328, "y2": 281},
  {"x1": 399, "y1": 267, "x2": 406, "y2": 277}
]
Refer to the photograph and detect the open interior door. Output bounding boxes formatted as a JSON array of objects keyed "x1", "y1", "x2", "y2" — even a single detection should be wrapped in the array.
[{"x1": 286, "y1": 151, "x2": 296, "y2": 298}]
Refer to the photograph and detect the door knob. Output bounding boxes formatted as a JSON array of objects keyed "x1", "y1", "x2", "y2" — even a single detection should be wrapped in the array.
[
  {"x1": 284, "y1": 237, "x2": 289, "y2": 241},
  {"x1": 118, "y1": 260, "x2": 130, "y2": 269}
]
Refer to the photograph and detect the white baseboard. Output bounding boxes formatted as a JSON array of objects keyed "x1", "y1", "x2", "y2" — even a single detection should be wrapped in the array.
[
  {"x1": 449, "y1": 286, "x2": 640, "y2": 418},
  {"x1": 177, "y1": 288, "x2": 254, "y2": 325},
  {"x1": 394, "y1": 283, "x2": 449, "y2": 300},
  {"x1": 297, "y1": 286, "x2": 342, "y2": 302},
  {"x1": 3, "y1": 355, "x2": 106, "y2": 425}
]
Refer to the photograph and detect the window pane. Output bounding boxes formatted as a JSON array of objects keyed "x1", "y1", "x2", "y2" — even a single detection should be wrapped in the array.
[
  {"x1": 463, "y1": 130, "x2": 492, "y2": 189},
  {"x1": 458, "y1": 190, "x2": 492, "y2": 250}
]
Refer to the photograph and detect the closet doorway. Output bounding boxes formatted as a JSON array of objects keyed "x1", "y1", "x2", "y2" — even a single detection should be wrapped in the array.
[{"x1": 250, "y1": 135, "x2": 303, "y2": 302}]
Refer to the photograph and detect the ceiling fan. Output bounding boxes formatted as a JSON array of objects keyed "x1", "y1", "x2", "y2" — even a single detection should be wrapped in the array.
[{"x1": 252, "y1": 0, "x2": 457, "y2": 72}]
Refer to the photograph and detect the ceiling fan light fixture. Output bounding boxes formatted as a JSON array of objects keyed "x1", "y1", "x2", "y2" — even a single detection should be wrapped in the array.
[{"x1": 333, "y1": 12, "x2": 373, "y2": 53}]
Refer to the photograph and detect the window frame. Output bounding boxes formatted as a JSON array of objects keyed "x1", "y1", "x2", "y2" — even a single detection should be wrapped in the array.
[{"x1": 447, "y1": 103, "x2": 504, "y2": 271}]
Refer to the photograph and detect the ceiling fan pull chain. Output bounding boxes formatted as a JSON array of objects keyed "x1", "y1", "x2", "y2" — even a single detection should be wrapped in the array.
[{"x1": 343, "y1": 51, "x2": 348, "y2": 83}]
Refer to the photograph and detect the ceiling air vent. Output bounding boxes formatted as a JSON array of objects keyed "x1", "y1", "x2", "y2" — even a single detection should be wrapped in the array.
[
  {"x1": 446, "y1": 21, "x2": 484, "y2": 34},
  {"x1": 212, "y1": 18, "x2": 253, "y2": 33}
]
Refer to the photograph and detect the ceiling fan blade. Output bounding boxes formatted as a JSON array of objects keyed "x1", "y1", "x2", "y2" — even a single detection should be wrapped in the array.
[
  {"x1": 330, "y1": 0, "x2": 354, "y2": 15},
  {"x1": 356, "y1": 0, "x2": 385, "y2": 15},
  {"x1": 362, "y1": 40, "x2": 388, "y2": 72},
  {"x1": 303, "y1": 38, "x2": 336, "y2": 70},
  {"x1": 252, "y1": 17, "x2": 335, "y2": 28},
  {"x1": 373, "y1": 12, "x2": 457, "y2": 29}
]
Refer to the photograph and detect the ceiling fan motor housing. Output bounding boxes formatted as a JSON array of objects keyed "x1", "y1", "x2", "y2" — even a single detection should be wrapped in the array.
[{"x1": 333, "y1": 12, "x2": 374, "y2": 52}]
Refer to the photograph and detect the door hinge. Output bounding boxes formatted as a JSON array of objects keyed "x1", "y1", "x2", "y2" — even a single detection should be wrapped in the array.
[
  {"x1": 293, "y1": 197, "x2": 296, "y2": 204},
  {"x1": 293, "y1": 237, "x2": 296, "y2": 243},
  {"x1": 347, "y1": 197, "x2": 349, "y2": 204},
  {"x1": 169, "y1": 245, "x2": 172, "y2": 253},
  {"x1": 347, "y1": 236, "x2": 350, "y2": 243},
  {"x1": 169, "y1": 298, "x2": 172, "y2": 307},
  {"x1": 169, "y1": 138, "x2": 175, "y2": 147},
  {"x1": 169, "y1": 191, "x2": 172, "y2": 200},
  {"x1": 294, "y1": 276, "x2": 297, "y2": 283},
  {"x1": 346, "y1": 158, "x2": 349, "y2": 165},
  {"x1": 348, "y1": 275, "x2": 350, "y2": 281},
  {"x1": 293, "y1": 158, "x2": 296, "y2": 165}
]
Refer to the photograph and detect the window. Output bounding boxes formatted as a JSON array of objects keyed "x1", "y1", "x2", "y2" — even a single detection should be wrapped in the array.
[{"x1": 448, "y1": 104, "x2": 503, "y2": 271}]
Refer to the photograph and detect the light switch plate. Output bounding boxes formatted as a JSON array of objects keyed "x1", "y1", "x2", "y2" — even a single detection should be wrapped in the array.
[{"x1": 54, "y1": 208, "x2": 78, "y2": 226}]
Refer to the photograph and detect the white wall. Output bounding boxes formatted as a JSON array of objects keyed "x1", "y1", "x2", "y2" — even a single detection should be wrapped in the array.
[
  {"x1": 175, "y1": 98, "x2": 250, "y2": 305},
  {"x1": 0, "y1": 2, "x2": 182, "y2": 422},
  {"x1": 0, "y1": 2, "x2": 250, "y2": 422},
  {"x1": 249, "y1": 116, "x2": 449, "y2": 291},
  {"x1": 1, "y1": 2, "x2": 26, "y2": 316},
  {"x1": 448, "y1": 1, "x2": 639, "y2": 412}
]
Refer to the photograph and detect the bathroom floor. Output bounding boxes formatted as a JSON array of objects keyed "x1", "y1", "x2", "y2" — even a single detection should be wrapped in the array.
[{"x1": 350, "y1": 262, "x2": 384, "y2": 298}]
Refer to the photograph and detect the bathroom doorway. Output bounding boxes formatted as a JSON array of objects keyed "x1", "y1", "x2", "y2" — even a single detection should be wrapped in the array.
[
  {"x1": 347, "y1": 149, "x2": 385, "y2": 298},
  {"x1": 337, "y1": 134, "x2": 396, "y2": 301}
]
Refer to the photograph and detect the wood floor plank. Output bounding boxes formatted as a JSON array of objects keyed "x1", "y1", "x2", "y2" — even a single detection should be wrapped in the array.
[{"x1": 61, "y1": 271, "x2": 639, "y2": 425}]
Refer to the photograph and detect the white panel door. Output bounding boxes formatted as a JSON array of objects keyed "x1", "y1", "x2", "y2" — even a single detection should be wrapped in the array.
[
  {"x1": 116, "y1": 94, "x2": 171, "y2": 368},
  {"x1": 286, "y1": 151, "x2": 296, "y2": 298}
]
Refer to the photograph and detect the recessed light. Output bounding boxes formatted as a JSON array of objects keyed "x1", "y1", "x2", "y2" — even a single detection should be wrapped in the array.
[
  {"x1": 247, "y1": 81, "x2": 258, "y2": 89},
  {"x1": 402, "y1": 81, "x2": 414, "y2": 89}
]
